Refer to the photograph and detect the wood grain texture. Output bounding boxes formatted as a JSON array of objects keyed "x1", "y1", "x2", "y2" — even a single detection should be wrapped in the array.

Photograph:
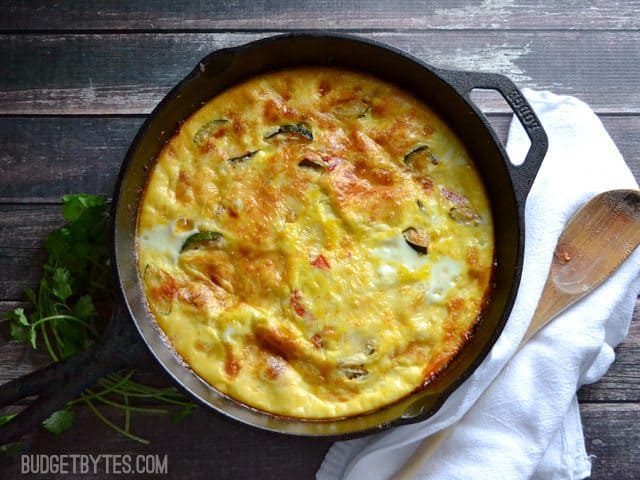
[
  {"x1": 0, "y1": 402, "x2": 637, "y2": 479},
  {"x1": 0, "y1": 302, "x2": 160, "y2": 381},
  {"x1": 581, "y1": 403, "x2": 640, "y2": 479},
  {"x1": 0, "y1": 31, "x2": 639, "y2": 114},
  {"x1": 0, "y1": 302, "x2": 52, "y2": 378},
  {"x1": 579, "y1": 319, "x2": 640, "y2": 402},
  {"x1": 0, "y1": 115, "x2": 638, "y2": 203},
  {"x1": 0, "y1": 205, "x2": 62, "y2": 299},
  {"x1": 0, "y1": 117, "x2": 144, "y2": 202},
  {"x1": 0, "y1": 405, "x2": 334, "y2": 479},
  {"x1": 1, "y1": 0, "x2": 639, "y2": 31}
]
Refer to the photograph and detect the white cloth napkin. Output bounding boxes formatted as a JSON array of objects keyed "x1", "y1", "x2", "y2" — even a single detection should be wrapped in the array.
[{"x1": 317, "y1": 89, "x2": 640, "y2": 480}]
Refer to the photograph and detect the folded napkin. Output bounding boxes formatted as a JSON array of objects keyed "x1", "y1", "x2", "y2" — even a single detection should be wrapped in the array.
[{"x1": 317, "y1": 89, "x2": 640, "y2": 480}]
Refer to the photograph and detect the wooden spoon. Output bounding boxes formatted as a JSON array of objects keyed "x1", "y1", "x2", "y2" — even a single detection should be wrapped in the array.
[
  {"x1": 394, "y1": 189, "x2": 640, "y2": 480},
  {"x1": 521, "y1": 189, "x2": 640, "y2": 344}
]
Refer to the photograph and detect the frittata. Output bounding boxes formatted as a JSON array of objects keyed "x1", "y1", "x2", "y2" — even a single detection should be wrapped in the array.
[{"x1": 136, "y1": 67, "x2": 494, "y2": 418}]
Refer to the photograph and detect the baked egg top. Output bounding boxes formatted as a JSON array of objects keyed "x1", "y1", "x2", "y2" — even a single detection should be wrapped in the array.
[{"x1": 137, "y1": 67, "x2": 494, "y2": 418}]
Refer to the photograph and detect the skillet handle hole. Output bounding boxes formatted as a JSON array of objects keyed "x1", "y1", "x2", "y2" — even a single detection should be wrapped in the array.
[{"x1": 469, "y1": 88, "x2": 529, "y2": 167}]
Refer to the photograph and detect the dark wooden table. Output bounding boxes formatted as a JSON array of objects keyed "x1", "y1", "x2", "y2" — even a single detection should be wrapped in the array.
[{"x1": 1, "y1": 2, "x2": 639, "y2": 478}]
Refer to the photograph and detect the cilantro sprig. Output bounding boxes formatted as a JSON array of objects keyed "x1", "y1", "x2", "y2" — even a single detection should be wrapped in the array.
[{"x1": 3, "y1": 194, "x2": 195, "y2": 449}]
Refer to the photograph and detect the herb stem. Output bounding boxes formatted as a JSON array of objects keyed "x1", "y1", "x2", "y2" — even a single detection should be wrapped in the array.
[
  {"x1": 40, "y1": 323, "x2": 59, "y2": 362},
  {"x1": 82, "y1": 394, "x2": 167, "y2": 414},
  {"x1": 123, "y1": 395, "x2": 130, "y2": 433},
  {"x1": 30, "y1": 314, "x2": 88, "y2": 330},
  {"x1": 69, "y1": 371, "x2": 136, "y2": 406},
  {"x1": 106, "y1": 377, "x2": 185, "y2": 397},
  {"x1": 97, "y1": 387, "x2": 194, "y2": 407},
  {"x1": 81, "y1": 396, "x2": 150, "y2": 445},
  {"x1": 4, "y1": 194, "x2": 196, "y2": 447}
]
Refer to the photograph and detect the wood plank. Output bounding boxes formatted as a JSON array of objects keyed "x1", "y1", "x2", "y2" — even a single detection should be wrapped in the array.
[
  {"x1": 0, "y1": 117, "x2": 143, "y2": 202},
  {"x1": 0, "y1": 205, "x2": 61, "y2": 299},
  {"x1": 0, "y1": 405, "x2": 334, "y2": 479},
  {"x1": 0, "y1": 32, "x2": 639, "y2": 114},
  {"x1": 0, "y1": 301, "x2": 161, "y2": 383},
  {"x1": 1, "y1": 1, "x2": 639, "y2": 31},
  {"x1": 0, "y1": 2, "x2": 636, "y2": 477},
  {"x1": 581, "y1": 403, "x2": 640, "y2": 479},
  {"x1": 579, "y1": 317, "x2": 640, "y2": 402},
  {"x1": 0, "y1": 301, "x2": 184, "y2": 409},
  {"x1": 0, "y1": 302, "x2": 52, "y2": 379},
  {"x1": 0, "y1": 114, "x2": 638, "y2": 203},
  {"x1": 0, "y1": 402, "x2": 637, "y2": 479}
]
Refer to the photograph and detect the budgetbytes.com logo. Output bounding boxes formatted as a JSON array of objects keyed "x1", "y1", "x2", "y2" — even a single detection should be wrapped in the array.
[{"x1": 20, "y1": 454, "x2": 168, "y2": 475}]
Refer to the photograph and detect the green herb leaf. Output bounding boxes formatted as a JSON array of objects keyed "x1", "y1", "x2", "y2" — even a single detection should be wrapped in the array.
[
  {"x1": 42, "y1": 409, "x2": 74, "y2": 436},
  {"x1": 0, "y1": 413, "x2": 16, "y2": 426},
  {"x1": 7, "y1": 307, "x2": 29, "y2": 327},
  {"x1": 10, "y1": 322, "x2": 29, "y2": 343},
  {"x1": 28, "y1": 327, "x2": 37, "y2": 349},
  {"x1": 61, "y1": 194, "x2": 107, "y2": 222},
  {"x1": 7, "y1": 308, "x2": 30, "y2": 342},
  {"x1": 73, "y1": 295, "x2": 96, "y2": 321},
  {"x1": 3, "y1": 193, "x2": 197, "y2": 448},
  {"x1": 43, "y1": 227, "x2": 69, "y2": 262},
  {"x1": 52, "y1": 267, "x2": 73, "y2": 301}
]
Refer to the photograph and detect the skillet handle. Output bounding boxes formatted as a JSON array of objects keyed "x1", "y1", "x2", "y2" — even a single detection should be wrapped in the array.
[
  {"x1": 436, "y1": 68, "x2": 549, "y2": 207},
  {"x1": 0, "y1": 302, "x2": 145, "y2": 445}
]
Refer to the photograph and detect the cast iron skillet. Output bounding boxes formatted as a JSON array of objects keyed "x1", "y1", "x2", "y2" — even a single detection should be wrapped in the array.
[{"x1": 0, "y1": 33, "x2": 547, "y2": 442}]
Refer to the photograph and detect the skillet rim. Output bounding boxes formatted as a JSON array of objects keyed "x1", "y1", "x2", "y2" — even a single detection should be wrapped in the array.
[{"x1": 111, "y1": 31, "x2": 541, "y2": 437}]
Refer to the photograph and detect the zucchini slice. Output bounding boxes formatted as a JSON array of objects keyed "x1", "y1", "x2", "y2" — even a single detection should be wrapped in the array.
[
  {"x1": 228, "y1": 150, "x2": 259, "y2": 163},
  {"x1": 333, "y1": 99, "x2": 371, "y2": 119},
  {"x1": 193, "y1": 119, "x2": 228, "y2": 145},
  {"x1": 449, "y1": 206, "x2": 481, "y2": 225},
  {"x1": 403, "y1": 145, "x2": 439, "y2": 170},
  {"x1": 299, "y1": 158, "x2": 325, "y2": 169},
  {"x1": 298, "y1": 151, "x2": 326, "y2": 170},
  {"x1": 264, "y1": 123, "x2": 313, "y2": 141},
  {"x1": 402, "y1": 227, "x2": 429, "y2": 255},
  {"x1": 441, "y1": 187, "x2": 481, "y2": 225},
  {"x1": 181, "y1": 231, "x2": 223, "y2": 252},
  {"x1": 340, "y1": 365, "x2": 369, "y2": 380}
]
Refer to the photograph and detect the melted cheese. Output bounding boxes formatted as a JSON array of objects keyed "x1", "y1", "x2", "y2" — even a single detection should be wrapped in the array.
[
  {"x1": 136, "y1": 68, "x2": 494, "y2": 419},
  {"x1": 374, "y1": 235, "x2": 431, "y2": 271},
  {"x1": 138, "y1": 221, "x2": 198, "y2": 264},
  {"x1": 426, "y1": 257, "x2": 464, "y2": 304}
]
